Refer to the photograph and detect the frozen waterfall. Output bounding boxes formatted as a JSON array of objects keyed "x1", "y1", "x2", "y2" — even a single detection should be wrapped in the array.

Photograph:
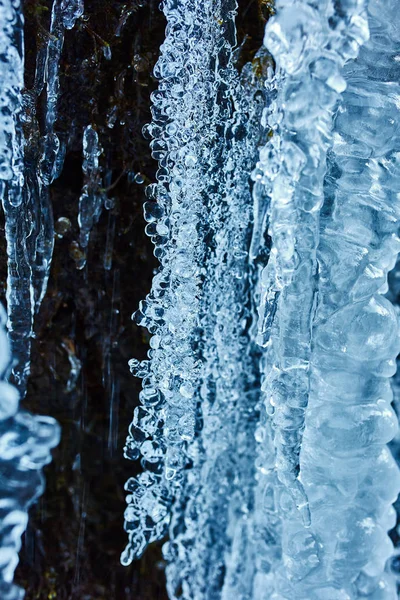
[{"x1": 1, "y1": 0, "x2": 400, "y2": 598}]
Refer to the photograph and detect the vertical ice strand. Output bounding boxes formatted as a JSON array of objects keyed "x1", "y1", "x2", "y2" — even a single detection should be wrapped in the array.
[
  {"x1": 299, "y1": 0, "x2": 400, "y2": 597},
  {"x1": 123, "y1": 1, "x2": 269, "y2": 595},
  {"x1": 122, "y1": 0, "x2": 214, "y2": 565},
  {"x1": 248, "y1": 57, "x2": 284, "y2": 600},
  {"x1": 166, "y1": 41, "x2": 267, "y2": 600},
  {"x1": 0, "y1": 3, "x2": 60, "y2": 596},
  {"x1": 1, "y1": 0, "x2": 83, "y2": 395},
  {"x1": 32, "y1": 0, "x2": 84, "y2": 296},
  {"x1": 0, "y1": 0, "x2": 30, "y2": 393}
]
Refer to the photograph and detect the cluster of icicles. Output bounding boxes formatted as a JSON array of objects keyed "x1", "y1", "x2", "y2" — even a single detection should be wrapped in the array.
[
  {"x1": 123, "y1": 0, "x2": 400, "y2": 598},
  {"x1": 1, "y1": 0, "x2": 400, "y2": 598}
]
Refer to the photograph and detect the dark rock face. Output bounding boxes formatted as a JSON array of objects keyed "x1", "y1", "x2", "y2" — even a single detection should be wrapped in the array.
[{"x1": 7, "y1": 1, "x2": 265, "y2": 598}]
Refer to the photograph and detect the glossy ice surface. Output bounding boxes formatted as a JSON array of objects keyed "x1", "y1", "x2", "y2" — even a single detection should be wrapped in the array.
[{"x1": 125, "y1": 0, "x2": 400, "y2": 598}]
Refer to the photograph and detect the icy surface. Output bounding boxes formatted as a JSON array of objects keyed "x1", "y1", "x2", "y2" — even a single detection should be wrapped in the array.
[
  {"x1": 123, "y1": 0, "x2": 400, "y2": 597},
  {"x1": 253, "y1": 0, "x2": 400, "y2": 597}
]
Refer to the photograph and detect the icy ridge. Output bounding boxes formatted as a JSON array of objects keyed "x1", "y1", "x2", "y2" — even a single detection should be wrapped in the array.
[
  {"x1": 165, "y1": 46, "x2": 267, "y2": 600},
  {"x1": 297, "y1": 0, "x2": 400, "y2": 597},
  {"x1": 254, "y1": 0, "x2": 372, "y2": 597},
  {"x1": 122, "y1": 0, "x2": 222, "y2": 564},
  {"x1": 249, "y1": 59, "x2": 284, "y2": 600}
]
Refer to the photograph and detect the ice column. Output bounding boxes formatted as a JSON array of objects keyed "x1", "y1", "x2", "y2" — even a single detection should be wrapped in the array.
[
  {"x1": 122, "y1": 0, "x2": 220, "y2": 564},
  {"x1": 0, "y1": 304, "x2": 59, "y2": 600},
  {"x1": 122, "y1": 1, "x2": 267, "y2": 592},
  {"x1": 300, "y1": 0, "x2": 400, "y2": 597},
  {"x1": 255, "y1": 0, "x2": 400, "y2": 597}
]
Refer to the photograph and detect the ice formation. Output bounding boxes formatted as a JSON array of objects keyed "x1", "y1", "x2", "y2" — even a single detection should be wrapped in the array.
[
  {"x1": 0, "y1": 2, "x2": 60, "y2": 596},
  {"x1": 253, "y1": 0, "x2": 400, "y2": 597},
  {"x1": 2, "y1": 0, "x2": 400, "y2": 597},
  {"x1": 0, "y1": 305, "x2": 60, "y2": 600},
  {"x1": 122, "y1": 0, "x2": 265, "y2": 585},
  {"x1": 0, "y1": 0, "x2": 82, "y2": 396},
  {"x1": 78, "y1": 124, "x2": 104, "y2": 265},
  {"x1": 125, "y1": 0, "x2": 400, "y2": 598}
]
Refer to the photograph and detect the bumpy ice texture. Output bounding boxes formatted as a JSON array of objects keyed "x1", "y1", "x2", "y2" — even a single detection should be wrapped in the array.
[
  {"x1": 124, "y1": 0, "x2": 400, "y2": 598},
  {"x1": 0, "y1": 0, "x2": 83, "y2": 396},
  {"x1": 123, "y1": 2, "x2": 267, "y2": 598},
  {"x1": 254, "y1": 0, "x2": 400, "y2": 597},
  {"x1": 0, "y1": 304, "x2": 59, "y2": 600}
]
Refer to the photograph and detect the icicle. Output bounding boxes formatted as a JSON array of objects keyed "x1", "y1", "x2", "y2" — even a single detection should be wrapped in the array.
[
  {"x1": 253, "y1": 0, "x2": 400, "y2": 596},
  {"x1": 298, "y1": 0, "x2": 400, "y2": 596},
  {"x1": 0, "y1": 12, "x2": 60, "y2": 595},
  {"x1": 0, "y1": 0, "x2": 32, "y2": 394},
  {"x1": 1, "y1": 0, "x2": 83, "y2": 395},
  {"x1": 123, "y1": 3, "x2": 267, "y2": 593},
  {"x1": 248, "y1": 58, "x2": 285, "y2": 600},
  {"x1": 77, "y1": 124, "x2": 104, "y2": 264},
  {"x1": 259, "y1": 0, "x2": 367, "y2": 521},
  {"x1": 122, "y1": 0, "x2": 212, "y2": 564},
  {"x1": 253, "y1": 0, "x2": 376, "y2": 596},
  {"x1": 165, "y1": 40, "x2": 267, "y2": 600}
]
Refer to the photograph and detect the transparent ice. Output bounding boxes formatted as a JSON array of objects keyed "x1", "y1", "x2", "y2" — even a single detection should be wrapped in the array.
[
  {"x1": 125, "y1": 0, "x2": 400, "y2": 598},
  {"x1": 252, "y1": 0, "x2": 400, "y2": 597},
  {"x1": 0, "y1": 2, "x2": 61, "y2": 596},
  {"x1": 78, "y1": 124, "x2": 104, "y2": 265},
  {"x1": 0, "y1": 0, "x2": 82, "y2": 396},
  {"x1": 4, "y1": 0, "x2": 399, "y2": 597},
  {"x1": 123, "y1": 2, "x2": 265, "y2": 595}
]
